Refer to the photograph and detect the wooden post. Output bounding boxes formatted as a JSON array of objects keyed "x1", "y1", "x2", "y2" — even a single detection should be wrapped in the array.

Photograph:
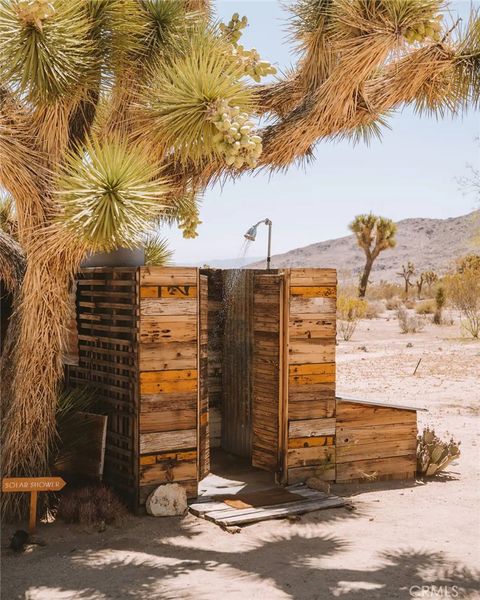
[{"x1": 29, "y1": 491, "x2": 38, "y2": 533}]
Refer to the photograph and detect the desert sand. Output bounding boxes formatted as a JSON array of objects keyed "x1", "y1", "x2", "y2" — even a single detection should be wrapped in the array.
[{"x1": 2, "y1": 313, "x2": 479, "y2": 600}]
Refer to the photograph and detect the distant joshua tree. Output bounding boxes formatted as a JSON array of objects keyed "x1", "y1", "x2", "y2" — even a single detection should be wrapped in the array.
[
  {"x1": 424, "y1": 270, "x2": 438, "y2": 294},
  {"x1": 416, "y1": 272, "x2": 425, "y2": 299},
  {"x1": 397, "y1": 261, "x2": 415, "y2": 299},
  {"x1": 350, "y1": 214, "x2": 397, "y2": 298},
  {"x1": 397, "y1": 262, "x2": 416, "y2": 299}
]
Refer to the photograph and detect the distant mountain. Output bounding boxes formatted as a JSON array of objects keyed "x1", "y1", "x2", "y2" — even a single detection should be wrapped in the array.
[
  {"x1": 249, "y1": 211, "x2": 479, "y2": 282},
  {"x1": 177, "y1": 256, "x2": 264, "y2": 269}
]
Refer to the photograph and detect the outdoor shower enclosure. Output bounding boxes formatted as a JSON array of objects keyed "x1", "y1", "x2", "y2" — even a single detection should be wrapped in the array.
[{"x1": 67, "y1": 266, "x2": 338, "y2": 511}]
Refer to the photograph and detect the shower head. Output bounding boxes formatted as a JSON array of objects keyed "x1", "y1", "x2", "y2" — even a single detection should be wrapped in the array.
[{"x1": 244, "y1": 225, "x2": 258, "y2": 241}]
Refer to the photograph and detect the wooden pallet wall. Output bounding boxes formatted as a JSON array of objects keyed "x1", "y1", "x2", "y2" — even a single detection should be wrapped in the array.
[
  {"x1": 252, "y1": 273, "x2": 283, "y2": 472},
  {"x1": 336, "y1": 400, "x2": 417, "y2": 482},
  {"x1": 67, "y1": 267, "x2": 139, "y2": 508},
  {"x1": 201, "y1": 269, "x2": 223, "y2": 449},
  {"x1": 286, "y1": 268, "x2": 337, "y2": 485},
  {"x1": 138, "y1": 267, "x2": 200, "y2": 504}
]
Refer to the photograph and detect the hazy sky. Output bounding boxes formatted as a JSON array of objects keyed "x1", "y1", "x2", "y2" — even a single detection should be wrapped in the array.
[{"x1": 167, "y1": 0, "x2": 480, "y2": 265}]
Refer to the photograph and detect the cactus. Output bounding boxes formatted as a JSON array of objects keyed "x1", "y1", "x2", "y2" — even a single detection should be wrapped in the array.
[{"x1": 417, "y1": 427, "x2": 460, "y2": 477}]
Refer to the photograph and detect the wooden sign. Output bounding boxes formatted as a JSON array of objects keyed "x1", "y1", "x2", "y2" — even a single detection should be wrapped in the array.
[{"x1": 2, "y1": 477, "x2": 66, "y2": 533}]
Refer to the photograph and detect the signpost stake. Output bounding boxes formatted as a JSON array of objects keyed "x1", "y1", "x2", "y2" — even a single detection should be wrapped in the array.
[{"x1": 29, "y1": 491, "x2": 38, "y2": 533}]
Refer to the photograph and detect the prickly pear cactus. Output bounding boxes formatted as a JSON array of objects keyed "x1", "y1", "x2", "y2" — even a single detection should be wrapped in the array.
[{"x1": 417, "y1": 427, "x2": 460, "y2": 476}]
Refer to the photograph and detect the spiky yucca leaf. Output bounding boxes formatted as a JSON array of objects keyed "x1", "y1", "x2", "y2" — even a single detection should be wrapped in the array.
[
  {"x1": 0, "y1": 191, "x2": 17, "y2": 239},
  {"x1": 0, "y1": 0, "x2": 95, "y2": 103},
  {"x1": 144, "y1": 234, "x2": 173, "y2": 266},
  {"x1": 138, "y1": 27, "x2": 255, "y2": 164},
  {"x1": 138, "y1": 0, "x2": 187, "y2": 60},
  {"x1": 56, "y1": 136, "x2": 169, "y2": 251},
  {"x1": 454, "y1": 10, "x2": 480, "y2": 109}
]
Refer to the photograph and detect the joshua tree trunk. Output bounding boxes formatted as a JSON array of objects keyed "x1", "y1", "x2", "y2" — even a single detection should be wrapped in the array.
[{"x1": 358, "y1": 257, "x2": 373, "y2": 298}]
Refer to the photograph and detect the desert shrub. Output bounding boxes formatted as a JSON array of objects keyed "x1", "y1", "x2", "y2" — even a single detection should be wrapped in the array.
[
  {"x1": 417, "y1": 428, "x2": 460, "y2": 476},
  {"x1": 396, "y1": 306, "x2": 425, "y2": 333},
  {"x1": 366, "y1": 281, "x2": 403, "y2": 301},
  {"x1": 364, "y1": 300, "x2": 383, "y2": 319},
  {"x1": 445, "y1": 269, "x2": 480, "y2": 338},
  {"x1": 403, "y1": 298, "x2": 416, "y2": 309},
  {"x1": 433, "y1": 285, "x2": 446, "y2": 324},
  {"x1": 57, "y1": 484, "x2": 127, "y2": 526},
  {"x1": 337, "y1": 295, "x2": 366, "y2": 341},
  {"x1": 415, "y1": 299, "x2": 435, "y2": 315},
  {"x1": 386, "y1": 297, "x2": 401, "y2": 311}
]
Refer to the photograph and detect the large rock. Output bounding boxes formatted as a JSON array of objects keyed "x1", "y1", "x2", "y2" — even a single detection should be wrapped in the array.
[{"x1": 146, "y1": 483, "x2": 188, "y2": 517}]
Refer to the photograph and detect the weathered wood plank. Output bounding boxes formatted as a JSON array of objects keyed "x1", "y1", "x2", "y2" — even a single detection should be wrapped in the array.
[
  {"x1": 288, "y1": 446, "x2": 335, "y2": 468},
  {"x1": 336, "y1": 439, "x2": 416, "y2": 463},
  {"x1": 140, "y1": 298, "x2": 197, "y2": 316},
  {"x1": 140, "y1": 429, "x2": 196, "y2": 454},
  {"x1": 336, "y1": 423, "x2": 417, "y2": 446},
  {"x1": 289, "y1": 363, "x2": 336, "y2": 385},
  {"x1": 288, "y1": 435, "x2": 335, "y2": 449},
  {"x1": 288, "y1": 397, "x2": 336, "y2": 420},
  {"x1": 139, "y1": 315, "x2": 197, "y2": 343},
  {"x1": 289, "y1": 417, "x2": 336, "y2": 438},
  {"x1": 336, "y1": 455, "x2": 416, "y2": 482},
  {"x1": 289, "y1": 269, "x2": 337, "y2": 286},
  {"x1": 287, "y1": 464, "x2": 336, "y2": 484},
  {"x1": 140, "y1": 450, "x2": 196, "y2": 465},
  {"x1": 290, "y1": 286, "x2": 336, "y2": 298},
  {"x1": 289, "y1": 318, "x2": 336, "y2": 338},
  {"x1": 139, "y1": 342, "x2": 197, "y2": 371},
  {"x1": 140, "y1": 459, "x2": 197, "y2": 485},
  {"x1": 290, "y1": 296, "x2": 336, "y2": 315},
  {"x1": 140, "y1": 409, "x2": 197, "y2": 433},
  {"x1": 288, "y1": 339, "x2": 335, "y2": 364},
  {"x1": 139, "y1": 267, "x2": 197, "y2": 286}
]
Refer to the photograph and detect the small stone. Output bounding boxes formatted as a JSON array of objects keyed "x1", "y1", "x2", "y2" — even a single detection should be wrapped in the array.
[
  {"x1": 146, "y1": 483, "x2": 187, "y2": 517},
  {"x1": 406, "y1": 342, "x2": 413, "y2": 348},
  {"x1": 306, "y1": 477, "x2": 331, "y2": 494},
  {"x1": 357, "y1": 345, "x2": 368, "y2": 352}
]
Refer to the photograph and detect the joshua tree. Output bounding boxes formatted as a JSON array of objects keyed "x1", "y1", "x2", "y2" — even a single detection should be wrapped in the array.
[
  {"x1": 350, "y1": 213, "x2": 397, "y2": 297},
  {"x1": 424, "y1": 270, "x2": 438, "y2": 294},
  {"x1": 1, "y1": 0, "x2": 479, "y2": 517},
  {"x1": 416, "y1": 272, "x2": 425, "y2": 299},
  {"x1": 398, "y1": 262, "x2": 416, "y2": 299}
]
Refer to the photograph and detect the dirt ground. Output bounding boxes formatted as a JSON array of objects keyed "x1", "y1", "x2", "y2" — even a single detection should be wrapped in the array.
[{"x1": 2, "y1": 313, "x2": 480, "y2": 600}]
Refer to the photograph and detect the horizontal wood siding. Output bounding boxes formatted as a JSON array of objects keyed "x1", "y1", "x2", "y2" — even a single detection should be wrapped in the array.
[
  {"x1": 335, "y1": 400, "x2": 417, "y2": 482},
  {"x1": 138, "y1": 267, "x2": 199, "y2": 502},
  {"x1": 287, "y1": 268, "x2": 337, "y2": 485}
]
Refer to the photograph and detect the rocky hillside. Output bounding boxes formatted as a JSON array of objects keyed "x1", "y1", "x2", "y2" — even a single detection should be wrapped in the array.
[{"x1": 249, "y1": 211, "x2": 479, "y2": 282}]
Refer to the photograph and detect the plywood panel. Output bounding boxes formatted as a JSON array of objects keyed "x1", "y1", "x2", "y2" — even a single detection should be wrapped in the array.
[
  {"x1": 336, "y1": 423, "x2": 417, "y2": 446},
  {"x1": 288, "y1": 397, "x2": 336, "y2": 420},
  {"x1": 288, "y1": 463, "x2": 335, "y2": 484},
  {"x1": 140, "y1": 370, "x2": 197, "y2": 394}
]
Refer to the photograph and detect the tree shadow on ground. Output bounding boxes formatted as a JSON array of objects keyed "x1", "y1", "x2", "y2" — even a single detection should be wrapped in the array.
[{"x1": 2, "y1": 515, "x2": 479, "y2": 600}]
